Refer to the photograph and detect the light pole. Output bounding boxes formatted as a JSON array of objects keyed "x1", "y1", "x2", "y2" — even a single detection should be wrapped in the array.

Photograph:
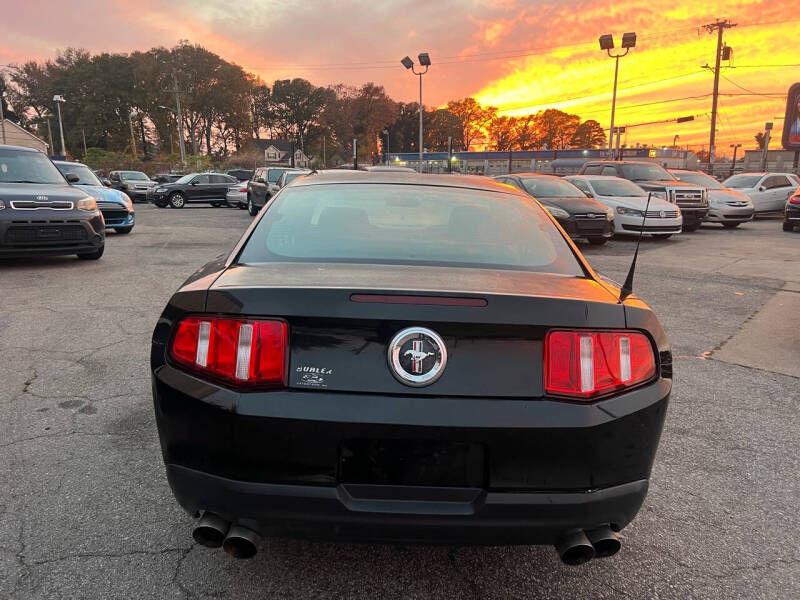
[
  {"x1": 729, "y1": 143, "x2": 741, "y2": 176},
  {"x1": 599, "y1": 32, "x2": 636, "y2": 159},
  {"x1": 382, "y1": 129, "x2": 390, "y2": 165},
  {"x1": 53, "y1": 95, "x2": 66, "y2": 157},
  {"x1": 159, "y1": 105, "x2": 186, "y2": 166},
  {"x1": 673, "y1": 134, "x2": 680, "y2": 148},
  {"x1": 401, "y1": 53, "x2": 431, "y2": 172}
]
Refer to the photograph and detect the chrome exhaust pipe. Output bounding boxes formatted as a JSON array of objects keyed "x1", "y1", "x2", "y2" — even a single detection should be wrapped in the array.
[
  {"x1": 554, "y1": 531, "x2": 595, "y2": 565},
  {"x1": 222, "y1": 524, "x2": 259, "y2": 559},
  {"x1": 192, "y1": 512, "x2": 230, "y2": 548},
  {"x1": 587, "y1": 525, "x2": 621, "y2": 558}
]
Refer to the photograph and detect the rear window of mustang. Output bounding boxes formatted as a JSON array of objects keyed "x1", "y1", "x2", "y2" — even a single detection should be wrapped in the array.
[{"x1": 236, "y1": 183, "x2": 585, "y2": 275}]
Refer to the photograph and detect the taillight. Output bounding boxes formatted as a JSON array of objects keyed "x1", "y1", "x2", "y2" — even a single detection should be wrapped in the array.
[
  {"x1": 239, "y1": 187, "x2": 247, "y2": 193},
  {"x1": 545, "y1": 330, "x2": 656, "y2": 400},
  {"x1": 789, "y1": 193, "x2": 800, "y2": 205},
  {"x1": 170, "y1": 316, "x2": 288, "y2": 388}
]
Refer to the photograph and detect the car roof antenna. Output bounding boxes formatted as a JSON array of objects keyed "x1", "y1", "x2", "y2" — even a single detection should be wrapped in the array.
[{"x1": 618, "y1": 192, "x2": 653, "y2": 303}]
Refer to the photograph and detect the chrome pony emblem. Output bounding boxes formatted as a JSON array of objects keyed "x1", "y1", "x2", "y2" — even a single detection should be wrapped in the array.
[{"x1": 388, "y1": 327, "x2": 447, "y2": 386}]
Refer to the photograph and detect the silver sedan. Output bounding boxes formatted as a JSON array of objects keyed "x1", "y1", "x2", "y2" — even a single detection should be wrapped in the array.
[
  {"x1": 670, "y1": 170, "x2": 754, "y2": 228},
  {"x1": 225, "y1": 183, "x2": 248, "y2": 209}
]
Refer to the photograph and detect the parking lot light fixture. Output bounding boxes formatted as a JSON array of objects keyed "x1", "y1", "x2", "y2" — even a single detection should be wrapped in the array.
[
  {"x1": 401, "y1": 53, "x2": 431, "y2": 172},
  {"x1": 53, "y1": 94, "x2": 67, "y2": 158},
  {"x1": 599, "y1": 33, "x2": 635, "y2": 160}
]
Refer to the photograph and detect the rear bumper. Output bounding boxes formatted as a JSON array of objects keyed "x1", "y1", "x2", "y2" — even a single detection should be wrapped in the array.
[
  {"x1": 785, "y1": 207, "x2": 800, "y2": 222},
  {"x1": 167, "y1": 464, "x2": 649, "y2": 544},
  {"x1": 153, "y1": 361, "x2": 670, "y2": 543}
]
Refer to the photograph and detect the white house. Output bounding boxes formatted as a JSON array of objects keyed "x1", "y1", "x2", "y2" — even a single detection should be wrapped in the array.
[
  {"x1": 252, "y1": 139, "x2": 310, "y2": 168},
  {"x1": 1, "y1": 120, "x2": 48, "y2": 153}
]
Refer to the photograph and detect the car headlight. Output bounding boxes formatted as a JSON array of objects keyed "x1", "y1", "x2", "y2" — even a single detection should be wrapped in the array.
[
  {"x1": 616, "y1": 206, "x2": 644, "y2": 216},
  {"x1": 76, "y1": 197, "x2": 97, "y2": 212},
  {"x1": 0, "y1": 200, "x2": 5, "y2": 210},
  {"x1": 650, "y1": 191, "x2": 668, "y2": 201},
  {"x1": 606, "y1": 208, "x2": 615, "y2": 221},
  {"x1": 120, "y1": 193, "x2": 133, "y2": 210},
  {"x1": 155, "y1": 187, "x2": 167, "y2": 193},
  {"x1": 543, "y1": 205, "x2": 569, "y2": 219}
]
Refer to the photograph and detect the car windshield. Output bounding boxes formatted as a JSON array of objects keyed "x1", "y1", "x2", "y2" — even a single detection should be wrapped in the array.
[
  {"x1": 618, "y1": 164, "x2": 674, "y2": 181},
  {"x1": 267, "y1": 169, "x2": 286, "y2": 183},
  {"x1": 723, "y1": 175, "x2": 762, "y2": 188},
  {"x1": 284, "y1": 173, "x2": 308, "y2": 185},
  {"x1": 56, "y1": 163, "x2": 103, "y2": 186},
  {"x1": 121, "y1": 171, "x2": 149, "y2": 181},
  {"x1": 673, "y1": 171, "x2": 724, "y2": 189},
  {"x1": 521, "y1": 178, "x2": 585, "y2": 198},
  {"x1": 174, "y1": 174, "x2": 196, "y2": 184},
  {"x1": 586, "y1": 179, "x2": 647, "y2": 197},
  {"x1": 237, "y1": 183, "x2": 585, "y2": 276},
  {"x1": 0, "y1": 147, "x2": 67, "y2": 184}
]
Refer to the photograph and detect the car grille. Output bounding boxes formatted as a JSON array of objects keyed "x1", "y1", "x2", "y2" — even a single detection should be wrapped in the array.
[
  {"x1": 725, "y1": 201, "x2": 750, "y2": 207},
  {"x1": 4, "y1": 223, "x2": 88, "y2": 244},
  {"x1": 622, "y1": 224, "x2": 681, "y2": 232},
  {"x1": 645, "y1": 210, "x2": 679, "y2": 218},
  {"x1": 670, "y1": 188, "x2": 707, "y2": 207},
  {"x1": 10, "y1": 200, "x2": 73, "y2": 210},
  {"x1": 574, "y1": 214, "x2": 608, "y2": 231},
  {"x1": 100, "y1": 209, "x2": 129, "y2": 222},
  {"x1": 97, "y1": 201, "x2": 126, "y2": 210}
]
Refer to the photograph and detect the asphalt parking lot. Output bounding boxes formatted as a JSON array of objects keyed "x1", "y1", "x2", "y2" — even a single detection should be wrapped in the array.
[{"x1": 1, "y1": 204, "x2": 799, "y2": 599}]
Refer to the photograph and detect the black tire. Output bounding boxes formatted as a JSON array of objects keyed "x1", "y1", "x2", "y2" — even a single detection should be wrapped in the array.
[
  {"x1": 247, "y1": 195, "x2": 258, "y2": 216},
  {"x1": 168, "y1": 192, "x2": 186, "y2": 209},
  {"x1": 77, "y1": 245, "x2": 104, "y2": 260},
  {"x1": 682, "y1": 223, "x2": 699, "y2": 232},
  {"x1": 587, "y1": 236, "x2": 608, "y2": 246},
  {"x1": 784, "y1": 222, "x2": 795, "y2": 232},
  {"x1": 211, "y1": 202, "x2": 222, "y2": 207},
  {"x1": 652, "y1": 234, "x2": 672, "y2": 240},
  {"x1": 722, "y1": 222, "x2": 740, "y2": 229},
  {"x1": 238, "y1": 203, "x2": 247, "y2": 210},
  {"x1": 115, "y1": 227, "x2": 133, "y2": 234}
]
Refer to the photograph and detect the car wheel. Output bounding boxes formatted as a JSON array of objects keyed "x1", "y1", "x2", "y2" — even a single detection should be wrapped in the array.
[
  {"x1": 722, "y1": 222, "x2": 739, "y2": 229},
  {"x1": 587, "y1": 236, "x2": 608, "y2": 246},
  {"x1": 211, "y1": 202, "x2": 221, "y2": 207},
  {"x1": 247, "y1": 196, "x2": 258, "y2": 216},
  {"x1": 77, "y1": 245, "x2": 105, "y2": 260},
  {"x1": 168, "y1": 193, "x2": 186, "y2": 209},
  {"x1": 115, "y1": 227, "x2": 133, "y2": 234},
  {"x1": 238, "y1": 203, "x2": 247, "y2": 210},
  {"x1": 682, "y1": 223, "x2": 699, "y2": 232},
  {"x1": 784, "y1": 222, "x2": 795, "y2": 232},
  {"x1": 652, "y1": 234, "x2": 672, "y2": 240}
]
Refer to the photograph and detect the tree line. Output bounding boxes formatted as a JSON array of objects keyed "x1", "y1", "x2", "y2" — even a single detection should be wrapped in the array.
[{"x1": 2, "y1": 42, "x2": 607, "y2": 166}]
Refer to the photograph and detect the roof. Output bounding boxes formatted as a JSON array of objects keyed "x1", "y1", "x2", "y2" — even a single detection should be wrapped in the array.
[
  {"x1": 0, "y1": 143, "x2": 42, "y2": 153},
  {"x1": 583, "y1": 160, "x2": 661, "y2": 166},
  {"x1": 290, "y1": 170, "x2": 519, "y2": 194},
  {"x1": 0, "y1": 122, "x2": 48, "y2": 149},
  {"x1": 53, "y1": 160, "x2": 88, "y2": 167},
  {"x1": 497, "y1": 172, "x2": 562, "y2": 179},
  {"x1": 252, "y1": 139, "x2": 299, "y2": 153},
  {"x1": 567, "y1": 174, "x2": 627, "y2": 180}
]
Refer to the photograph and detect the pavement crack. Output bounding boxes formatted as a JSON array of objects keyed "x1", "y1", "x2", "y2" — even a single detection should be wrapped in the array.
[{"x1": 31, "y1": 547, "x2": 191, "y2": 567}]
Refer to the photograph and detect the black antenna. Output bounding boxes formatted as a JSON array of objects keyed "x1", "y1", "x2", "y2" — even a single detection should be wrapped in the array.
[{"x1": 619, "y1": 192, "x2": 653, "y2": 303}]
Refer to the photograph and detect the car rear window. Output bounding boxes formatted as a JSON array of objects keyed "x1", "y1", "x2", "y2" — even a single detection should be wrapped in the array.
[{"x1": 236, "y1": 183, "x2": 585, "y2": 275}]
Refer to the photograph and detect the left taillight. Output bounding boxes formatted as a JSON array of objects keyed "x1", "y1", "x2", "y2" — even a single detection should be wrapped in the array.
[
  {"x1": 169, "y1": 316, "x2": 288, "y2": 389},
  {"x1": 545, "y1": 330, "x2": 656, "y2": 400},
  {"x1": 789, "y1": 193, "x2": 800, "y2": 205}
]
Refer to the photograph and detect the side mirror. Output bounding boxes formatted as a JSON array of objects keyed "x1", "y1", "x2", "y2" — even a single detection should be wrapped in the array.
[
  {"x1": 584, "y1": 191, "x2": 593, "y2": 198},
  {"x1": 102, "y1": 178, "x2": 111, "y2": 187},
  {"x1": 190, "y1": 180, "x2": 198, "y2": 186},
  {"x1": 758, "y1": 186, "x2": 766, "y2": 192},
  {"x1": 66, "y1": 173, "x2": 80, "y2": 183}
]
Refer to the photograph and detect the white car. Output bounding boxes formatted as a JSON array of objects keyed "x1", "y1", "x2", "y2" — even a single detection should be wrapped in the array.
[
  {"x1": 670, "y1": 169, "x2": 754, "y2": 228},
  {"x1": 722, "y1": 172, "x2": 800, "y2": 213},
  {"x1": 566, "y1": 175, "x2": 682, "y2": 239}
]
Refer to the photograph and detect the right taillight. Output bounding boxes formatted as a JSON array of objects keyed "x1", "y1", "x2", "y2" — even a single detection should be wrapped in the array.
[
  {"x1": 169, "y1": 316, "x2": 288, "y2": 389},
  {"x1": 545, "y1": 330, "x2": 656, "y2": 400},
  {"x1": 789, "y1": 192, "x2": 800, "y2": 205}
]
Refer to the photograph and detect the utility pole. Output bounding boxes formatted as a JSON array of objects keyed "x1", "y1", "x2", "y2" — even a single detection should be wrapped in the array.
[
  {"x1": 760, "y1": 122, "x2": 773, "y2": 171},
  {"x1": 128, "y1": 111, "x2": 137, "y2": 159},
  {"x1": 165, "y1": 71, "x2": 187, "y2": 166},
  {"x1": 323, "y1": 135, "x2": 326, "y2": 167},
  {"x1": 447, "y1": 135, "x2": 453, "y2": 173},
  {"x1": 46, "y1": 119, "x2": 54, "y2": 155},
  {"x1": 703, "y1": 19, "x2": 736, "y2": 170},
  {"x1": 81, "y1": 129, "x2": 87, "y2": 158},
  {"x1": 353, "y1": 138, "x2": 358, "y2": 170}
]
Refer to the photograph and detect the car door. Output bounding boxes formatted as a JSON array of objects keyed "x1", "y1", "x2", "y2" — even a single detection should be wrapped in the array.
[
  {"x1": 210, "y1": 175, "x2": 233, "y2": 200},
  {"x1": 251, "y1": 169, "x2": 268, "y2": 203},
  {"x1": 767, "y1": 175, "x2": 794, "y2": 211},
  {"x1": 187, "y1": 174, "x2": 211, "y2": 201}
]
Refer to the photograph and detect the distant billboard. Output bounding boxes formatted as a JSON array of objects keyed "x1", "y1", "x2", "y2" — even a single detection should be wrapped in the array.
[{"x1": 781, "y1": 82, "x2": 800, "y2": 150}]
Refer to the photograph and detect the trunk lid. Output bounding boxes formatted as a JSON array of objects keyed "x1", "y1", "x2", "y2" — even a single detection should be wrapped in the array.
[{"x1": 207, "y1": 263, "x2": 625, "y2": 398}]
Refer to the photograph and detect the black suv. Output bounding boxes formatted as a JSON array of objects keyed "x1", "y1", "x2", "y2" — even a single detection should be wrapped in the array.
[
  {"x1": 579, "y1": 161, "x2": 709, "y2": 230},
  {"x1": 151, "y1": 173, "x2": 239, "y2": 208},
  {"x1": 0, "y1": 145, "x2": 105, "y2": 259}
]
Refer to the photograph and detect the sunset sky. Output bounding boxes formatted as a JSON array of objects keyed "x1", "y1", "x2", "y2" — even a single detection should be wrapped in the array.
[{"x1": 2, "y1": 0, "x2": 798, "y2": 156}]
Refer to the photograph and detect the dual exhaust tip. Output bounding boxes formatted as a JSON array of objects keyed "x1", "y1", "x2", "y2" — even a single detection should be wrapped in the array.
[
  {"x1": 192, "y1": 512, "x2": 258, "y2": 559},
  {"x1": 555, "y1": 526, "x2": 621, "y2": 565},
  {"x1": 193, "y1": 512, "x2": 619, "y2": 565}
]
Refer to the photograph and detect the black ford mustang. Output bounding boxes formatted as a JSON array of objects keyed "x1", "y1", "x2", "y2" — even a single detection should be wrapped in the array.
[{"x1": 152, "y1": 171, "x2": 671, "y2": 565}]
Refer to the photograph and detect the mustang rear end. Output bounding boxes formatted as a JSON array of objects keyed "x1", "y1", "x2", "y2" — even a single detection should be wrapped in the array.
[{"x1": 151, "y1": 173, "x2": 671, "y2": 565}]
